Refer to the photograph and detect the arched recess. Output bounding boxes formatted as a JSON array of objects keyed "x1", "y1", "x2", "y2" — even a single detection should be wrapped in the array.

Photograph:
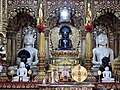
[
  {"x1": 92, "y1": 7, "x2": 120, "y2": 58},
  {"x1": 43, "y1": 0, "x2": 85, "y2": 61},
  {"x1": 45, "y1": 6, "x2": 84, "y2": 58},
  {"x1": 6, "y1": 7, "x2": 37, "y2": 65}
]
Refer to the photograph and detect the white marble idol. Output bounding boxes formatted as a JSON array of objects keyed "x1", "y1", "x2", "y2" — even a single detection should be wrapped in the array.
[
  {"x1": 92, "y1": 33, "x2": 114, "y2": 67},
  {"x1": 12, "y1": 62, "x2": 29, "y2": 82},
  {"x1": 102, "y1": 67, "x2": 114, "y2": 82},
  {"x1": 8, "y1": 32, "x2": 38, "y2": 76},
  {"x1": 17, "y1": 33, "x2": 38, "y2": 66}
]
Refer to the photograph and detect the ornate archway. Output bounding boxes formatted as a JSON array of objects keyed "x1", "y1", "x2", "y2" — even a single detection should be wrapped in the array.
[
  {"x1": 92, "y1": 0, "x2": 120, "y2": 58},
  {"x1": 44, "y1": 0, "x2": 85, "y2": 59},
  {"x1": 6, "y1": 7, "x2": 37, "y2": 65}
]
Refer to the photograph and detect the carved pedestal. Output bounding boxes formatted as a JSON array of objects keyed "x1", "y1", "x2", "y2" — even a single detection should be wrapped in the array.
[{"x1": 50, "y1": 50, "x2": 79, "y2": 82}]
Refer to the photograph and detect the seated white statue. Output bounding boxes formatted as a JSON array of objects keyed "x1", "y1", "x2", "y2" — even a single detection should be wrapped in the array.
[
  {"x1": 92, "y1": 33, "x2": 114, "y2": 67},
  {"x1": 17, "y1": 33, "x2": 38, "y2": 66},
  {"x1": 102, "y1": 67, "x2": 114, "y2": 82},
  {"x1": 8, "y1": 31, "x2": 38, "y2": 75},
  {"x1": 12, "y1": 62, "x2": 29, "y2": 82}
]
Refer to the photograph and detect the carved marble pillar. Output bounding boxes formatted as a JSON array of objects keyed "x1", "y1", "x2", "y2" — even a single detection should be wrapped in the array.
[
  {"x1": 6, "y1": 32, "x2": 12, "y2": 64},
  {"x1": 84, "y1": 0, "x2": 96, "y2": 82},
  {"x1": 34, "y1": 30, "x2": 46, "y2": 82},
  {"x1": 11, "y1": 33, "x2": 17, "y2": 65},
  {"x1": 85, "y1": 31, "x2": 92, "y2": 71},
  {"x1": 6, "y1": 32, "x2": 16, "y2": 65},
  {"x1": 34, "y1": 1, "x2": 46, "y2": 81},
  {"x1": 84, "y1": 29, "x2": 96, "y2": 82},
  {"x1": 39, "y1": 31, "x2": 45, "y2": 70}
]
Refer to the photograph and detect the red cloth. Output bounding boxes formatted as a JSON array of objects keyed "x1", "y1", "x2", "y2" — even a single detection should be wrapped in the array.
[
  {"x1": 84, "y1": 25, "x2": 92, "y2": 31},
  {"x1": 36, "y1": 25, "x2": 45, "y2": 32}
]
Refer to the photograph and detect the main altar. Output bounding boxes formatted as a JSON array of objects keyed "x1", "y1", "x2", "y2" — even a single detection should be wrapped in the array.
[{"x1": 0, "y1": 0, "x2": 120, "y2": 90}]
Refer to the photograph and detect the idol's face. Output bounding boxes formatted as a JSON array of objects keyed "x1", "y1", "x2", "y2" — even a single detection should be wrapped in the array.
[
  {"x1": 20, "y1": 62, "x2": 25, "y2": 68},
  {"x1": 24, "y1": 35, "x2": 34, "y2": 45},
  {"x1": 63, "y1": 31, "x2": 68, "y2": 38},
  {"x1": 99, "y1": 37, "x2": 107, "y2": 46},
  {"x1": 98, "y1": 34, "x2": 108, "y2": 46},
  {"x1": 105, "y1": 67, "x2": 109, "y2": 71}
]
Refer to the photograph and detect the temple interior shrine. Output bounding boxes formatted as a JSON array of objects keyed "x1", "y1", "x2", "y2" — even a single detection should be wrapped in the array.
[{"x1": 0, "y1": 0, "x2": 120, "y2": 90}]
